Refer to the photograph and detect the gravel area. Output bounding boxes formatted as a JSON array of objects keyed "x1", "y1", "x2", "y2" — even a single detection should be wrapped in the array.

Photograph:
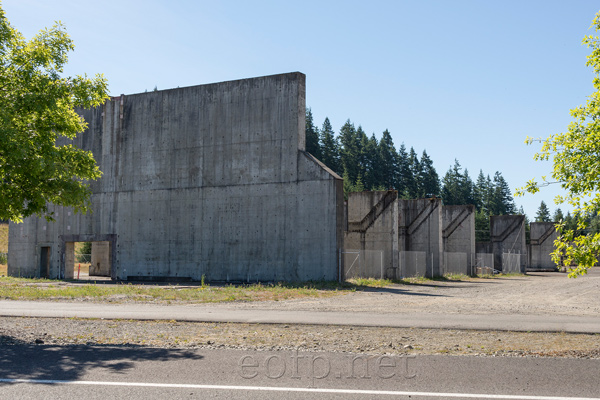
[
  {"x1": 220, "y1": 269, "x2": 600, "y2": 317},
  {"x1": 1, "y1": 269, "x2": 600, "y2": 358},
  {"x1": 1, "y1": 317, "x2": 600, "y2": 359}
]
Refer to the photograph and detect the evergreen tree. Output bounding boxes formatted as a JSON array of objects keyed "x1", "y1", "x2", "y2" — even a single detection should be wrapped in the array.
[
  {"x1": 364, "y1": 133, "x2": 382, "y2": 190},
  {"x1": 356, "y1": 125, "x2": 369, "y2": 183},
  {"x1": 319, "y1": 117, "x2": 340, "y2": 175},
  {"x1": 305, "y1": 108, "x2": 321, "y2": 159},
  {"x1": 490, "y1": 172, "x2": 516, "y2": 215},
  {"x1": 473, "y1": 170, "x2": 489, "y2": 212},
  {"x1": 553, "y1": 208, "x2": 564, "y2": 223},
  {"x1": 462, "y1": 169, "x2": 475, "y2": 206},
  {"x1": 339, "y1": 120, "x2": 360, "y2": 184},
  {"x1": 407, "y1": 147, "x2": 421, "y2": 198},
  {"x1": 535, "y1": 201, "x2": 551, "y2": 222},
  {"x1": 419, "y1": 150, "x2": 440, "y2": 198},
  {"x1": 441, "y1": 160, "x2": 467, "y2": 205},
  {"x1": 378, "y1": 130, "x2": 399, "y2": 189},
  {"x1": 396, "y1": 143, "x2": 412, "y2": 198}
]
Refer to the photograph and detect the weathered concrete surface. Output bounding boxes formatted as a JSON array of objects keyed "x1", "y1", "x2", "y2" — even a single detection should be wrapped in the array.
[
  {"x1": 344, "y1": 191, "x2": 399, "y2": 279},
  {"x1": 528, "y1": 222, "x2": 558, "y2": 271},
  {"x1": 490, "y1": 215, "x2": 527, "y2": 273},
  {"x1": 398, "y1": 198, "x2": 443, "y2": 277},
  {"x1": 90, "y1": 241, "x2": 111, "y2": 276},
  {"x1": 9, "y1": 73, "x2": 344, "y2": 282},
  {"x1": 442, "y1": 205, "x2": 475, "y2": 275}
]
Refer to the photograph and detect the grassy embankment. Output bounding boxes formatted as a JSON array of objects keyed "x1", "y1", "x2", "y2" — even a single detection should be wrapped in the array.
[{"x1": 0, "y1": 273, "x2": 523, "y2": 303}]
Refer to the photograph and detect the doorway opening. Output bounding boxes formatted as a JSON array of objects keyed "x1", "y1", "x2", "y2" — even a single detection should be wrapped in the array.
[
  {"x1": 40, "y1": 246, "x2": 51, "y2": 278},
  {"x1": 69, "y1": 241, "x2": 112, "y2": 281}
]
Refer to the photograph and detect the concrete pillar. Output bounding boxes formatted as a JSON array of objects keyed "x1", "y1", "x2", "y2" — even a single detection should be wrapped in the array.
[
  {"x1": 90, "y1": 241, "x2": 111, "y2": 276},
  {"x1": 64, "y1": 242, "x2": 74, "y2": 279}
]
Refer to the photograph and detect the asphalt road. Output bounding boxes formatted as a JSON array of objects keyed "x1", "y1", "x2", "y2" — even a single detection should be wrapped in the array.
[
  {"x1": 1, "y1": 299, "x2": 600, "y2": 333},
  {"x1": 0, "y1": 345, "x2": 599, "y2": 399}
]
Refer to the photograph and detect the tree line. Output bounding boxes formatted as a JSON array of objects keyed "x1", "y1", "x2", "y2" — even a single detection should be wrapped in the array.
[{"x1": 305, "y1": 109, "x2": 519, "y2": 240}]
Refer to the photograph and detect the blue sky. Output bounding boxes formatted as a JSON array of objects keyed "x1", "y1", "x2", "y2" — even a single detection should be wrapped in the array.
[{"x1": 3, "y1": 0, "x2": 600, "y2": 217}]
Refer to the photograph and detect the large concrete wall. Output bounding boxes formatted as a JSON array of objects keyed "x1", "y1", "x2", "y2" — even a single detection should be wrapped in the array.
[
  {"x1": 490, "y1": 215, "x2": 526, "y2": 273},
  {"x1": 528, "y1": 222, "x2": 558, "y2": 271},
  {"x1": 442, "y1": 205, "x2": 475, "y2": 275},
  {"x1": 343, "y1": 191, "x2": 399, "y2": 279},
  {"x1": 9, "y1": 72, "x2": 344, "y2": 282},
  {"x1": 398, "y1": 198, "x2": 443, "y2": 277}
]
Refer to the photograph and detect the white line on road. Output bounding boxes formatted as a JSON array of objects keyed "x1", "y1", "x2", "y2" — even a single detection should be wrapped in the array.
[{"x1": 0, "y1": 378, "x2": 597, "y2": 400}]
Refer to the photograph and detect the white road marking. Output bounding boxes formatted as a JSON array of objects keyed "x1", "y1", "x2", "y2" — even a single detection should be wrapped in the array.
[{"x1": 0, "y1": 378, "x2": 597, "y2": 399}]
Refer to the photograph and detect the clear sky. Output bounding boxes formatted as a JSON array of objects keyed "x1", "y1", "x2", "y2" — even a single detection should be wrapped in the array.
[{"x1": 3, "y1": 0, "x2": 599, "y2": 218}]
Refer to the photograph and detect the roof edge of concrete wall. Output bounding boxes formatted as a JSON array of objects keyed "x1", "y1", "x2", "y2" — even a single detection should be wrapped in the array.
[
  {"x1": 300, "y1": 151, "x2": 343, "y2": 180},
  {"x1": 111, "y1": 72, "x2": 306, "y2": 98}
]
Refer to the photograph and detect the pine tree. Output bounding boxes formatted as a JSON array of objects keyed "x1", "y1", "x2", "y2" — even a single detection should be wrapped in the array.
[
  {"x1": 419, "y1": 150, "x2": 440, "y2": 198},
  {"x1": 305, "y1": 108, "x2": 321, "y2": 159},
  {"x1": 490, "y1": 172, "x2": 516, "y2": 215},
  {"x1": 553, "y1": 208, "x2": 564, "y2": 223},
  {"x1": 356, "y1": 125, "x2": 369, "y2": 184},
  {"x1": 473, "y1": 170, "x2": 488, "y2": 212},
  {"x1": 535, "y1": 201, "x2": 552, "y2": 222},
  {"x1": 364, "y1": 133, "x2": 382, "y2": 190},
  {"x1": 319, "y1": 117, "x2": 340, "y2": 175},
  {"x1": 397, "y1": 143, "x2": 412, "y2": 198},
  {"x1": 339, "y1": 120, "x2": 360, "y2": 184},
  {"x1": 441, "y1": 160, "x2": 464, "y2": 205},
  {"x1": 378, "y1": 130, "x2": 399, "y2": 189},
  {"x1": 407, "y1": 147, "x2": 421, "y2": 198}
]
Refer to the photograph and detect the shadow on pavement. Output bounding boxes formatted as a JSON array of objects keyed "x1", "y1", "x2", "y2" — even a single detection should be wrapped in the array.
[{"x1": 0, "y1": 339, "x2": 202, "y2": 383}]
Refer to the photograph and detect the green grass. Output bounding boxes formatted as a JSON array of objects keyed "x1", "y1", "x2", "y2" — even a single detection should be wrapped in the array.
[
  {"x1": 0, "y1": 278, "x2": 346, "y2": 303},
  {"x1": 0, "y1": 270, "x2": 528, "y2": 303}
]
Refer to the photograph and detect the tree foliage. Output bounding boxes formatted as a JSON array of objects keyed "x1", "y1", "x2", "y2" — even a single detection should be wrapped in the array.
[
  {"x1": 517, "y1": 11, "x2": 600, "y2": 277},
  {"x1": 535, "y1": 201, "x2": 551, "y2": 222},
  {"x1": 0, "y1": 7, "x2": 109, "y2": 222}
]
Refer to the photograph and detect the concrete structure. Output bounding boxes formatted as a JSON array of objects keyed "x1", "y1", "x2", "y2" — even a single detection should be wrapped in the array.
[
  {"x1": 90, "y1": 241, "x2": 111, "y2": 276},
  {"x1": 343, "y1": 191, "x2": 398, "y2": 279},
  {"x1": 8, "y1": 72, "x2": 344, "y2": 282},
  {"x1": 398, "y1": 198, "x2": 443, "y2": 278},
  {"x1": 442, "y1": 205, "x2": 475, "y2": 275},
  {"x1": 528, "y1": 222, "x2": 558, "y2": 271},
  {"x1": 490, "y1": 215, "x2": 527, "y2": 273}
]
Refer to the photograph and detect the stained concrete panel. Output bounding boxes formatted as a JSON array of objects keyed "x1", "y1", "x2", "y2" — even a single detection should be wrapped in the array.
[
  {"x1": 9, "y1": 73, "x2": 343, "y2": 282},
  {"x1": 442, "y1": 205, "x2": 475, "y2": 275},
  {"x1": 398, "y1": 198, "x2": 443, "y2": 277},
  {"x1": 528, "y1": 222, "x2": 558, "y2": 271},
  {"x1": 490, "y1": 215, "x2": 526, "y2": 273},
  {"x1": 343, "y1": 191, "x2": 399, "y2": 279}
]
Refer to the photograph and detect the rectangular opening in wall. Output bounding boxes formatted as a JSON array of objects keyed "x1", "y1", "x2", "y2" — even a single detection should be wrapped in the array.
[
  {"x1": 40, "y1": 246, "x2": 50, "y2": 278},
  {"x1": 71, "y1": 241, "x2": 111, "y2": 281}
]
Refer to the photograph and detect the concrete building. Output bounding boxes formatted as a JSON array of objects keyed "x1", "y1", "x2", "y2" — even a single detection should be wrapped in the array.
[
  {"x1": 528, "y1": 222, "x2": 558, "y2": 271},
  {"x1": 8, "y1": 72, "x2": 344, "y2": 282}
]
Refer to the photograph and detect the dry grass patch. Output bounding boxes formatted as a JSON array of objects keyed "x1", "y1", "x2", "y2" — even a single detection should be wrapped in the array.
[{"x1": 0, "y1": 278, "x2": 350, "y2": 303}]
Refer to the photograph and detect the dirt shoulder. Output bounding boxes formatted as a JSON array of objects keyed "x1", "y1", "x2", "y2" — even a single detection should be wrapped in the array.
[{"x1": 2, "y1": 317, "x2": 599, "y2": 359}]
